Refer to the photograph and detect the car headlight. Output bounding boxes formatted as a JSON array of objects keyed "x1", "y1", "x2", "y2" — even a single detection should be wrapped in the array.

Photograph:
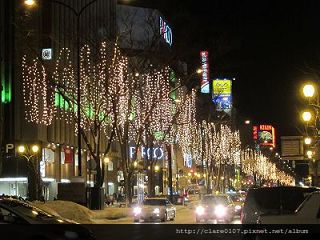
[
  {"x1": 235, "y1": 205, "x2": 242, "y2": 210},
  {"x1": 196, "y1": 206, "x2": 205, "y2": 215},
  {"x1": 153, "y1": 208, "x2": 160, "y2": 214},
  {"x1": 133, "y1": 207, "x2": 142, "y2": 215},
  {"x1": 214, "y1": 205, "x2": 226, "y2": 217}
]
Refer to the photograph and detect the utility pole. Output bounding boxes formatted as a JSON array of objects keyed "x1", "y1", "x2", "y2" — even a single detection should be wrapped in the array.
[{"x1": 166, "y1": 144, "x2": 173, "y2": 203}]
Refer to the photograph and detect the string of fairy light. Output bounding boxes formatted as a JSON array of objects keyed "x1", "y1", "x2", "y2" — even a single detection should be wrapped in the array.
[
  {"x1": 22, "y1": 40, "x2": 294, "y2": 185},
  {"x1": 22, "y1": 56, "x2": 55, "y2": 125},
  {"x1": 241, "y1": 148, "x2": 294, "y2": 185}
]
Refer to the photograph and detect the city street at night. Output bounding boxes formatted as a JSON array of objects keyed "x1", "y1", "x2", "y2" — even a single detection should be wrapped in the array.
[{"x1": 1, "y1": 0, "x2": 320, "y2": 239}]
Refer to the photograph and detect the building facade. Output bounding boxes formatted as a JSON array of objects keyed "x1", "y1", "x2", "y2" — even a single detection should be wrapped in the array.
[{"x1": 0, "y1": 0, "x2": 118, "y2": 200}]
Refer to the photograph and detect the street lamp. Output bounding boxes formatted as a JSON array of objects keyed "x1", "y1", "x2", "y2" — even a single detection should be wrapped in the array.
[
  {"x1": 306, "y1": 150, "x2": 313, "y2": 159},
  {"x1": 24, "y1": 0, "x2": 36, "y2": 7},
  {"x1": 303, "y1": 84, "x2": 315, "y2": 98},
  {"x1": 302, "y1": 111, "x2": 312, "y2": 122},
  {"x1": 17, "y1": 144, "x2": 40, "y2": 200},
  {"x1": 304, "y1": 137, "x2": 312, "y2": 145},
  {"x1": 18, "y1": 144, "x2": 40, "y2": 161}
]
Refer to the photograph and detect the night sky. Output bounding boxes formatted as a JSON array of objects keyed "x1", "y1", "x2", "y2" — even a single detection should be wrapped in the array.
[{"x1": 119, "y1": 0, "x2": 320, "y2": 140}]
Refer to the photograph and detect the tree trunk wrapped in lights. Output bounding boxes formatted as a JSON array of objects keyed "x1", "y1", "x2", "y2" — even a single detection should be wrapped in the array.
[{"x1": 22, "y1": 40, "x2": 198, "y2": 204}]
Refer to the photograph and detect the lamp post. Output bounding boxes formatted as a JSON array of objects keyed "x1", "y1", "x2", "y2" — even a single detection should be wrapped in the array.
[
  {"x1": 17, "y1": 144, "x2": 40, "y2": 200},
  {"x1": 23, "y1": 0, "x2": 98, "y2": 177},
  {"x1": 301, "y1": 83, "x2": 319, "y2": 187}
]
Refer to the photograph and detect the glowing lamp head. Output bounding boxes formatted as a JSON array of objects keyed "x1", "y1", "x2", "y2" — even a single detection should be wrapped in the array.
[
  {"x1": 133, "y1": 161, "x2": 138, "y2": 168},
  {"x1": 304, "y1": 137, "x2": 312, "y2": 145},
  {"x1": 306, "y1": 150, "x2": 313, "y2": 159},
  {"x1": 244, "y1": 120, "x2": 251, "y2": 124},
  {"x1": 104, "y1": 157, "x2": 110, "y2": 164},
  {"x1": 303, "y1": 84, "x2": 315, "y2": 98},
  {"x1": 302, "y1": 111, "x2": 312, "y2": 122},
  {"x1": 154, "y1": 165, "x2": 160, "y2": 172},
  {"x1": 31, "y1": 145, "x2": 39, "y2": 153},
  {"x1": 18, "y1": 145, "x2": 26, "y2": 153},
  {"x1": 196, "y1": 68, "x2": 203, "y2": 74},
  {"x1": 24, "y1": 0, "x2": 36, "y2": 6}
]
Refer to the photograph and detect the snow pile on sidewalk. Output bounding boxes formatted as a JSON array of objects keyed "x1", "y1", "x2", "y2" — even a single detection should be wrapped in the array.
[
  {"x1": 33, "y1": 200, "x2": 94, "y2": 224},
  {"x1": 91, "y1": 207, "x2": 131, "y2": 220},
  {"x1": 33, "y1": 201, "x2": 131, "y2": 223}
]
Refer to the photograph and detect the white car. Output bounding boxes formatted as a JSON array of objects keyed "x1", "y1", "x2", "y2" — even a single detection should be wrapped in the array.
[
  {"x1": 258, "y1": 191, "x2": 320, "y2": 224},
  {"x1": 133, "y1": 198, "x2": 176, "y2": 222}
]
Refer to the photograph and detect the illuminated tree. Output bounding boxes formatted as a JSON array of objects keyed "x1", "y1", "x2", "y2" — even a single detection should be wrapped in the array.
[
  {"x1": 241, "y1": 148, "x2": 294, "y2": 186},
  {"x1": 22, "y1": 41, "x2": 128, "y2": 189}
]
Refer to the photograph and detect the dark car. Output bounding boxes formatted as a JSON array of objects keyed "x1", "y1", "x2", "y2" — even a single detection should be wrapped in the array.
[
  {"x1": 241, "y1": 186, "x2": 319, "y2": 224},
  {"x1": 0, "y1": 196, "x2": 95, "y2": 240},
  {"x1": 195, "y1": 194, "x2": 235, "y2": 223}
]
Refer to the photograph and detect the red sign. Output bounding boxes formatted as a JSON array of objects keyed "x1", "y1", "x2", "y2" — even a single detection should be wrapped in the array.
[
  {"x1": 253, "y1": 126, "x2": 258, "y2": 140},
  {"x1": 259, "y1": 125, "x2": 272, "y2": 131},
  {"x1": 256, "y1": 125, "x2": 276, "y2": 147},
  {"x1": 63, "y1": 147, "x2": 74, "y2": 164}
]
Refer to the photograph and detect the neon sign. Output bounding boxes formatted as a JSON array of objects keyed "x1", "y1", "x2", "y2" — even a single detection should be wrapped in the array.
[
  {"x1": 200, "y1": 51, "x2": 210, "y2": 93},
  {"x1": 160, "y1": 17, "x2": 172, "y2": 46},
  {"x1": 129, "y1": 146, "x2": 164, "y2": 160}
]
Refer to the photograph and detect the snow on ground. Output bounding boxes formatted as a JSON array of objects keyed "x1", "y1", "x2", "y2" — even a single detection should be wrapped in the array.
[
  {"x1": 32, "y1": 200, "x2": 194, "y2": 224},
  {"x1": 33, "y1": 200, "x2": 94, "y2": 224}
]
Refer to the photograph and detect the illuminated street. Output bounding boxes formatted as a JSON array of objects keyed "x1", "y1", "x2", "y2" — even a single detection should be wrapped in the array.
[{"x1": 1, "y1": 0, "x2": 320, "y2": 240}]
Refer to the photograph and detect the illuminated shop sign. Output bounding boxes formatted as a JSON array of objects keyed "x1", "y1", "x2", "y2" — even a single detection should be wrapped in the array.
[
  {"x1": 253, "y1": 126, "x2": 258, "y2": 140},
  {"x1": 129, "y1": 146, "x2": 164, "y2": 160},
  {"x1": 212, "y1": 95, "x2": 232, "y2": 110},
  {"x1": 213, "y1": 79, "x2": 232, "y2": 95},
  {"x1": 254, "y1": 125, "x2": 276, "y2": 147},
  {"x1": 212, "y1": 79, "x2": 232, "y2": 110},
  {"x1": 200, "y1": 51, "x2": 210, "y2": 93},
  {"x1": 160, "y1": 17, "x2": 172, "y2": 46}
]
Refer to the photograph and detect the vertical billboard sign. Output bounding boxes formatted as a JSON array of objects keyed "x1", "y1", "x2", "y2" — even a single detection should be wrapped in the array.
[
  {"x1": 257, "y1": 125, "x2": 276, "y2": 147},
  {"x1": 253, "y1": 126, "x2": 258, "y2": 140},
  {"x1": 200, "y1": 51, "x2": 210, "y2": 93},
  {"x1": 212, "y1": 79, "x2": 232, "y2": 111},
  {"x1": 159, "y1": 17, "x2": 173, "y2": 46}
]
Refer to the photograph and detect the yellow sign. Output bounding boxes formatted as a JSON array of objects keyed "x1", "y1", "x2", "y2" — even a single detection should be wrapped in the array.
[{"x1": 213, "y1": 80, "x2": 232, "y2": 95}]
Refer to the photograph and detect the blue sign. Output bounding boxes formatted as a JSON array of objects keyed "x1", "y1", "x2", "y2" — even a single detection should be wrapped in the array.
[{"x1": 212, "y1": 95, "x2": 232, "y2": 110}]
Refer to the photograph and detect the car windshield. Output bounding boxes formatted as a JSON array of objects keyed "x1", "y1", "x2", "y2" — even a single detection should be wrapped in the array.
[
  {"x1": 202, "y1": 196, "x2": 228, "y2": 205},
  {"x1": 143, "y1": 199, "x2": 166, "y2": 206},
  {"x1": 2, "y1": 201, "x2": 54, "y2": 219}
]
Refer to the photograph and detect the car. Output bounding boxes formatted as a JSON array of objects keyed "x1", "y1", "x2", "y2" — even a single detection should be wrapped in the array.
[
  {"x1": 241, "y1": 186, "x2": 319, "y2": 224},
  {"x1": 0, "y1": 196, "x2": 95, "y2": 239},
  {"x1": 186, "y1": 185, "x2": 201, "y2": 201},
  {"x1": 195, "y1": 194, "x2": 235, "y2": 223},
  {"x1": 229, "y1": 193, "x2": 246, "y2": 216},
  {"x1": 257, "y1": 191, "x2": 320, "y2": 224},
  {"x1": 133, "y1": 197, "x2": 176, "y2": 222}
]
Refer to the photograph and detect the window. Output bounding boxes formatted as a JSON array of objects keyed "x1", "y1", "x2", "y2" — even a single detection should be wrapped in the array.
[
  {"x1": 108, "y1": 161, "x2": 113, "y2": 171},
  {"x1": 0, "y1": 207, "x2": 23, "y2": 224}
]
